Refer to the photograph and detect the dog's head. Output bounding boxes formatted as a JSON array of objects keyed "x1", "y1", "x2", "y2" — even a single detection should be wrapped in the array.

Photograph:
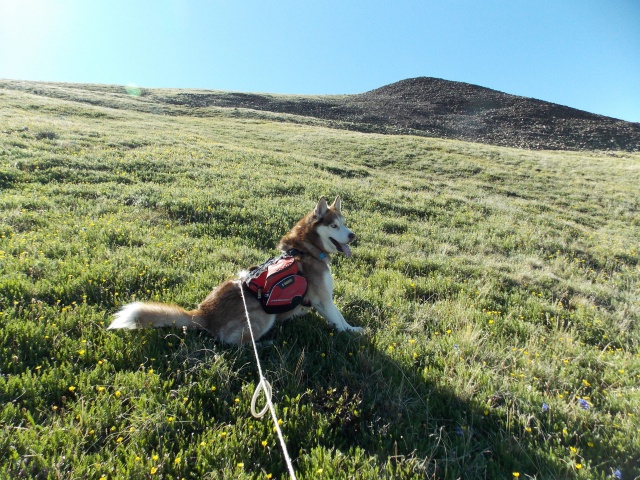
[{"x1": 311, "y1": 196, "x2": 356, "y2": 257}]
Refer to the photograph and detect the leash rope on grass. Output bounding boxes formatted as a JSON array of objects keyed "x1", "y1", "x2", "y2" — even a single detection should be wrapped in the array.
[{"x1": 237, "y1": 281, "x2": 297, "y2": 480}]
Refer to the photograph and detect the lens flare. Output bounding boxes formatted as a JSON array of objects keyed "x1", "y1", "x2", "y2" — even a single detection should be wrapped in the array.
[{"x1": 125, "y1": 84, "x2": 142, "y2": 97}]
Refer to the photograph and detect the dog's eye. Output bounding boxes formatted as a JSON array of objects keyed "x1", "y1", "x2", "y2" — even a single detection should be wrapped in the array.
[{"x1": 331, "y1": 224, "x2": 338, "y2": 229}]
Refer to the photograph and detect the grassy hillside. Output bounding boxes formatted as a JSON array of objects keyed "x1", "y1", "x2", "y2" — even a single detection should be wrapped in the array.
[
  {"x1": 3, "y1": 78, "x2": 640, "y2": 152},
  {"x1": 1, "y1": 86, "x2": 639, "y2": 479}
]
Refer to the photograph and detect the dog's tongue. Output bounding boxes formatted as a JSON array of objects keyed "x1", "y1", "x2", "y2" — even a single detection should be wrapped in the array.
[{"x1": 340, "y1": 242, "x2": 352, "y2": 257}]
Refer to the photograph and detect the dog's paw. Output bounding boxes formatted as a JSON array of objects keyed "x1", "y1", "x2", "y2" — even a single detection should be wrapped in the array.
[{"x1": 346, "y1": 326, "x2": 364, "y2": 333}]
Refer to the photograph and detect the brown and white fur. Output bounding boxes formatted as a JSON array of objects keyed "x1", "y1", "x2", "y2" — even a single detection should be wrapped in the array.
[{"x1": 108, "y1": 196, "x2": 362, "y2": 344}]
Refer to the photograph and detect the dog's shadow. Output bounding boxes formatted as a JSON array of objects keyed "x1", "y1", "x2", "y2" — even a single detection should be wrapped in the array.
[
  {"x1": 110, "y1": 312, "x2": 573, "y2": 478},
  {"x1": 258, "y1": 318, "x2": 515, "y2": 478}
]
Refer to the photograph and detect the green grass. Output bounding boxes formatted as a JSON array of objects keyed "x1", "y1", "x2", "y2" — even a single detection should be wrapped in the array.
[{"x1": 1, "y1": 85, "x2": 639, "y2": 479}]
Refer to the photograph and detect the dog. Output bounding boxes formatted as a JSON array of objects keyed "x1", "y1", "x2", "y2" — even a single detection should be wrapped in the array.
[{"x1": 108, "y1": 196, "x2": 363, "y2": 344}]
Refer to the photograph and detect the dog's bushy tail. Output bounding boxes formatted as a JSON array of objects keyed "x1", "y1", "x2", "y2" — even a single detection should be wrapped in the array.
[{"x1": 108, "y1": 302, "x2": 206, "y2": 331}]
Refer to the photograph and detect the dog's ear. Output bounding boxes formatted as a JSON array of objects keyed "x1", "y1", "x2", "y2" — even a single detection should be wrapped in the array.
[
  {"x1": 330, "y1": 195, "x2": 342, "y2": 214},
  {"x1": 313, "y1": 196, "x2": 329, "y2": 220}
]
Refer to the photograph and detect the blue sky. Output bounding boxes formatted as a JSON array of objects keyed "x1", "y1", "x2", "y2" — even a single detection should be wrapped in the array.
[{"x1": 1, "y1": 0, "x2": 639, "y2": 122}]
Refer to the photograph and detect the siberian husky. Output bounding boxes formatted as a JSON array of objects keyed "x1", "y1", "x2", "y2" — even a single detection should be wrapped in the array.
[{"x1": 108, "y1": 196, "x2": 363, "y2": 344}]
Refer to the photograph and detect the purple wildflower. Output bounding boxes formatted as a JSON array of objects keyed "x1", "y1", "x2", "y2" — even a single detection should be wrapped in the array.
[
  {"x1": 455, "y1": 426, "x2": 463, "y2": 437},
  {"x1": 614, "y1": 469, "x2": 622, "y2": 479},
  {"x1": 542, "y1": 403, "x2": 549, "y2": 412},
  {"x1": 579, "y1": 398, "x2": 590, "y2": 410}
]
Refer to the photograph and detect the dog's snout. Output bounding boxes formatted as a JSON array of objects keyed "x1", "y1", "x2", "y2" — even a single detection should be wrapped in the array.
[{"x1": 348, "y1": 232, "x2": 356, "y2": 241}]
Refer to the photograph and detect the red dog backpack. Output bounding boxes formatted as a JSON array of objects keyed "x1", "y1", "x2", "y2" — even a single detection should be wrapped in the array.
[{"x1": 244, "y1": 254, "x2": 308, "y2": 314}]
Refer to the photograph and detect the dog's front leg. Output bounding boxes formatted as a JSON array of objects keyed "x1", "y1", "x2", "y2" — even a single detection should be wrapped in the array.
[{"x1": 314, "y1": 300, "x2": 363, "y2": 333}]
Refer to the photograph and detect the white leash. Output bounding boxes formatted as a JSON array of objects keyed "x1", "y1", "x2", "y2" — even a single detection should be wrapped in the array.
[{"x1": 237, "y1": 281, "x2": 298, "y2": 480}]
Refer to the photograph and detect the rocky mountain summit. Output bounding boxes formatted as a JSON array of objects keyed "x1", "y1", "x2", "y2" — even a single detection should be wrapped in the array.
[{"x1": 348, "y1": 77, "x2": 640, "y2": 151}]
